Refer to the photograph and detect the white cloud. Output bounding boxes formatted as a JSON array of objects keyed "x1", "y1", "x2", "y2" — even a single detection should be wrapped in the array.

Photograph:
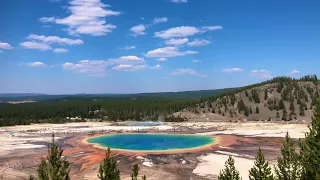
[
  {"x1": 222, "y1": 68, "x2": 244, "y2": 72},
  {"x1": 107, "y1": 56, "x2": 145, "y2": 65},
  {"x1": 27, "y1": 62, "x2": 47, "y2": 67},
  {"x1": 0, "y1": 41, "x2": 13, "y2": 49},
  {"x1": 130, "y1": 24, "x2": 146, "y2": 36},
  {"x1": 153, "y1": 17, "x2": 168, "y2": 24},
  {"x1": 39, "y1": 17, "x2": 55, "y2": 23},
  {"x1": 200, "y1": 26, "x2": 223, "y2": 32},
  {"x1": 187, "y1": 39, "x2": 211, "y2": 46},
  {"x1": 145, "y1": 46, "x2": 198, "y2": 58},
  {"x1": 53, "y1": 48, "x2": 68, "y2": 53},
  {"x1": 192, "y1": 60, "x2": 201, "y2": 63},
  {"x1": 289, "y1": 70, "x2": 300, "y2": 74},
  {"x1": 154, "y1": 25, "x2": 222, "y2": 39},
  {"x1": 150, "y1": 64, "x2": 161, "y2": 69},
  {"x1": 112, "y1": 64, "x2": 148, "y2": 71},
  {"x1": 63, "y1": 60, "x2": 109, "y2": 76},
  {"x1": 165, "y1": 38, "x2": 189, "y2": 46},
  {"x1": 172, "y1": 68, "x2": 206, "y2": 77},
  {"x1": 171, "y1": 0, "x2": 187, "y2": 3},
  {"x1": 40, "y1": 0, "x2": 121, "y2": 36},
  {"x1": 27, "y1": 34, "x2": 83, "y2": 45},
  {"x1": 63, "y1": 56, "x2": 146, "y2": 75},
  {"x1": 124, "y1": 46, "x2": 136, "y2": 50},
  {"x1": 250, "y1": 69, "x2": 272, "y2": 79},
  {"x1": 20, "y1": 42, "x2": 53, "y2": 51},
  {"x1": 112, "y1": 64, "x2": 161, "y2": 71},
  {"x1": 157, "y1": 57, "x2": 168, "y2": 61}
]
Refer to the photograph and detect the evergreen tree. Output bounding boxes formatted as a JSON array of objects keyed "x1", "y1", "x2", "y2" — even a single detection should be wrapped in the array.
[
  {"x1": 131, "y1": 163, "x2": 139, "y2": 180},
  {"x1": 265, "y1": 89, "x2": 268, "y2": 100},
  {"x1": 249, "y1": 148, "x2": 274, "y2": 180},
  {"x1": 245, "y1": 106, "x2": 250, "y2": 117},
  {"x1": 98, "y1": 147, "x2": 120, "y2": 180},
  {"x1": 275, "y1": 132, "x2": 301, "y2": 180},
  {"x1": 299, "y1": 104, "x2": 305, "y2": 116},
  {"x1": 218, "y1": 156, "x2": 241, "y2": 180},
  {"x1": 31, "y1": 134, "x2": 70, "y2": 180},
  {"x1": 299, "y1": 98, "x2": 320, "y2": 180},
  {"x1": 289, "y1": 101, "x2": 295, "y2": 113}
]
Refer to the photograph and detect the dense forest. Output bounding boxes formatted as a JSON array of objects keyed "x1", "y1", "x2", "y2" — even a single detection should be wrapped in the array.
[{"x1": 0, "y1": 75, "x2": 318, "y2": 127}]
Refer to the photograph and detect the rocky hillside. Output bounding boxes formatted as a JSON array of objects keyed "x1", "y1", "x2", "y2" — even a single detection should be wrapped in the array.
[{"x1": 176, "y1": 75, "x2": 320, "y2": 122}]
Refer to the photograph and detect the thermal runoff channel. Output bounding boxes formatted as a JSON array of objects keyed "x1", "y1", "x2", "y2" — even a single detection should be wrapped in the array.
[{"x1": 86, "y1": 134, "x2": 215, "y2": 151}]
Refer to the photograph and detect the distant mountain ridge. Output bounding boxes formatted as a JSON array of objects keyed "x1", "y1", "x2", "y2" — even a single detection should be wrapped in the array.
[{"x1": 0, "y1": 88, "x2": 237, "y2": 102}]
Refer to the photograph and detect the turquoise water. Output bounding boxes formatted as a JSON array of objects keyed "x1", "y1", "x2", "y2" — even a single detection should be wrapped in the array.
[
  {"x1": 124, "y1": 122, "x2": 162, "y2": 126},
  {"x1": 87, "y1": 133, "x2": 214, "y2": 151}
]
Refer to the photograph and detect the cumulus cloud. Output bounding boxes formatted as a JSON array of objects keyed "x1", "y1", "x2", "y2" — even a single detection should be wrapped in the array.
[
  {"x1": 145, "y1": 46, "x2": 198, "y2": 58},
  {"x1": 20, "y1": 42, "x2": 53, "y2": 51},
  {"x1": 0, "y1": 41, "x2": 13, "y2": 49},
  {"x1": 154, "y1": 25, "x2": 222, "y2": 39},
  {"x1": 222, "y1": 68, "x2": 244, "y2": 72},
  {"x1": 171, "y1": 0, "x2": 187, "y2": 3},
  {"x1": 112, "y1": 64, "x2": 161, "y2": 71},
  {"x1": 192, "y1": 60, "x2": 201, "y2": 63},
  {"x1": 130, "y1": 24, "x2": 147, "y2": 36},
  {"x1": 27, "y1": 34, "x2": 83, "y2": 45},
  {"x1": 107, "y1": 56, "x2": 145, "y2": 65},
  {"x1": 63, "y1": 56, "x2": 149, "y2": 75},
  {"x1": 27, "y1": 62, "x2": 47, "y2": 67},
  {"x1": 289, "y1": 70, "x2": 300, "y2": 74},
  {"x1": 157, "y1": 57, "x2": 168, "y2": 61},
  {"x1": 40, "y1": 0, "x2": 121, "y2": 36},
  {"x1": 124, "y1": 46, "x2": 136, "y2": 50},
  {"x1": 250, "y1": 69, "x2": 272, "y2": 79},
  {"x1": 53, "y1": 48, "x2": 68, "y2": 53},
  {"x1": 200, "y1": 26, "x2": 223, "y2": 32},
  {"x1": 165, "y1": 38, "x2": 189, "y2": 46},
  {"x1": 153, "y1": 17, "x2": 168, "y2": 24},
  {"x1": 187, "y1": 39, "x2": 211, "y2": 46},
  {"x1": 39, "y1": 17, "x2": 55, "y2": 23},
  {"x1": 112, "y1": 64, "x2": 148, "y2": 71},
  {"x1": 63, "y1": 60, "x2": 109, "y2": 76},
  {"x1": 171, "y1": 68, "x2": 206, "y2": 77}
]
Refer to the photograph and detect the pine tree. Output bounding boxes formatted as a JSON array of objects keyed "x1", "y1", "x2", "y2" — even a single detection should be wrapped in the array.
[
  {"x1": 249, "y1": 148, "x2": 274, "y2": 180},
  {"x1": 31, "y1": 134, "x2": 70, "y2": 180},
  {"x1": 98, "y1": 147, "x2": 120, "y2": 180},
  {"x1": 131, "y1": 163, "x2": 147, "y2": 180},
  {"x1": 299, "y1": 104, "x2": 305, "y2": 116},
  {"x1": 131, "y1": 163, "x2": 139, "y2": 180},
  {"x1": 256, "y1": 107, "x2": 260, "y2": 114},
  {"x1": 274, "y1": 132, "x2": 301, "y2": 180},
  {"x1": 265, "y1": 89, "x2": 268, "y2": 100},
  {"x1": 218, "y1": 156, "x2": 241, "y2": 180},
  {"x1": 245, "y1": 106, "x2": 250, "y2": 117},
  {"x1": 299, "y1": 98, "x2": 320, "y2": 179}
]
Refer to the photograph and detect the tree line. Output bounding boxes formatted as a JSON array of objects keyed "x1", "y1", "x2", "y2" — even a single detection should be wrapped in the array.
[{"x1": 0, "y1": 98, "x2": 198, "y2": 126}]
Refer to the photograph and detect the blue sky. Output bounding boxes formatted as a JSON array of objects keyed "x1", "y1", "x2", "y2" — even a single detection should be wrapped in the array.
[{"x1": 1, "y1": 0, "x2": 320, "y2": 94}]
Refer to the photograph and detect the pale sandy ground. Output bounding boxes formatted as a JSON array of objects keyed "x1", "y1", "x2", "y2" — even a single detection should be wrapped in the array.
[
  {"x1": 193, "y1": 152, "x2": 257, "y2": 180},
  {"x1": 0, "y1": 122, "x2": 309, "y2": 179}
]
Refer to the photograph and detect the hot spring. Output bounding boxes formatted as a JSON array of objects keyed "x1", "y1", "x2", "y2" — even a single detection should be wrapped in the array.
[{"x1": 86, "y1": 133, "x2": 215, "y2": 151}]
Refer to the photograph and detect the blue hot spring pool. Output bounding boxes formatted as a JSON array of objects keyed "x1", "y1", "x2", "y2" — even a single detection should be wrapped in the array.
[{"x1": 86, "y1": 133, "x2": 215, "y2": 151}]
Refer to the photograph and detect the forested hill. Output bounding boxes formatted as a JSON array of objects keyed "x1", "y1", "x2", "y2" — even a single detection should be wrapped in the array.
[
  {"x1": 178, "y1": 75, "x2": 319, "y2": 122},
  {"x1": 0, "y1": 75, "x2": 319, "y2": 126},
  {"x1": 0, "y1": 88, "x2": 234, "y2": 102}
]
